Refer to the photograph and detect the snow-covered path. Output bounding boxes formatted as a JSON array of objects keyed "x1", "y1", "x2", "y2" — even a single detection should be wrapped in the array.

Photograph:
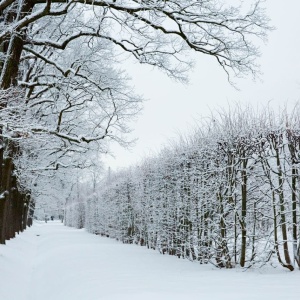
[{"x1": 0, "y1": 222, "x2": 299, "y2": 300}]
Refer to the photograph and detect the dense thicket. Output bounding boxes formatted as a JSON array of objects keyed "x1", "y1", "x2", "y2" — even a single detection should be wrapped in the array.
[{"x1": 66, "y1": 106, "x2": 300, "y2": 271}]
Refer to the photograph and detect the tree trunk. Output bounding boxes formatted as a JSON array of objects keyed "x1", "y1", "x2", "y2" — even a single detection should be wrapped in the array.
[
  {"x1": 0, "y1": 0, "x2": 35, "y2": 244},
  {"x1": 240, "y1": 158, "x2": 248, "y2": 267},
  {"x1": 292, "y1": 167, "x2": 299, "y2": 267},
  {"x1": 274, "y1": 147, "x2": 293, "y2": 269}
]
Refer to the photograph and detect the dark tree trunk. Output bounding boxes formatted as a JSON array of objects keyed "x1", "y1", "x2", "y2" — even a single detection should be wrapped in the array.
[
  {"x1": 0, "y1": 0, "x2": 35, "y2": 244},
  {"x1": 240, "y1": 158, "x2": 248, "y2": 267}
]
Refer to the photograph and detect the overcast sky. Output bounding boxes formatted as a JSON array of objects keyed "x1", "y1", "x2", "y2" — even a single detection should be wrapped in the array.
[{"x1": 103, "y1": 0, "x2": 300, "y2": 170}]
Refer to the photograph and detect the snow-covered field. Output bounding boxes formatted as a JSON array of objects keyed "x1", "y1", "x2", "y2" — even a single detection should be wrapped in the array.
[{"x1": 0, "y1": 222, "x2": 299, "y2": 300}]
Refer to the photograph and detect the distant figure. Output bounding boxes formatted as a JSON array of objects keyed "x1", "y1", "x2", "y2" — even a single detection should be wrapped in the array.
[{"x1": 51, "y1": 216, "x2": 54, "y2": 221}]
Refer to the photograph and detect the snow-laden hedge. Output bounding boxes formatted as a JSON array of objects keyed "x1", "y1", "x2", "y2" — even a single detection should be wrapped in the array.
[{"x1": 66, "y1": 106, "x2": 300, "y2": 270}]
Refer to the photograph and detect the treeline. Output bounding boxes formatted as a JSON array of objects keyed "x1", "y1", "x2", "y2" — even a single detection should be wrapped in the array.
[{"x1": 65, "y1": 106, "x2": 300, "y2": 271}]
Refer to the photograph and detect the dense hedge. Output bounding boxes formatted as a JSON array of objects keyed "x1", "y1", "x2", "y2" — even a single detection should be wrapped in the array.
[{"x1": 66, "y1": 107, "x2": 300, "y2": 270}]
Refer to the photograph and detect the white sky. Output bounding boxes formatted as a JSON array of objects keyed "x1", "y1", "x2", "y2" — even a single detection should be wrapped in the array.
[{"x1": 103, "y1": 0, "x2": 300, "y2": 170}]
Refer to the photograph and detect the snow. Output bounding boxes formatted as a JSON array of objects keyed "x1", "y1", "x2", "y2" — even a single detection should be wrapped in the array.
[{"x1": 0, "y1": 221, "x2": 299, "y2": 300}]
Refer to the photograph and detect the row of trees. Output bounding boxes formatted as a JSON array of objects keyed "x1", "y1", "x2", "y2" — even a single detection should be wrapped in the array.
[
  {"x1": 66, "y1": 106, "x2": 300, "y2": 271},
  {"x1": 0, "y1": 0, "x2": 270, "y2": 244}
]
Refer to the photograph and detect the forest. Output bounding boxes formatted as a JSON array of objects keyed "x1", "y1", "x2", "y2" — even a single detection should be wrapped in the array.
[{"x1": 66, "y1": 106, "x2": 300, "y2": 271}]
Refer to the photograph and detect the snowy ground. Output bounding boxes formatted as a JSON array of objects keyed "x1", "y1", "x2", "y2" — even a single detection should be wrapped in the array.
[{"x1": 0, "y1": 222, "x2": 299, "y2": 300}]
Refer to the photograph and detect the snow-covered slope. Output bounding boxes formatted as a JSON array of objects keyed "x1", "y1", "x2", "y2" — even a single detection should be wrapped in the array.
[{"x1": 0, "y1": 221, "x2": 298, "y2": 300}]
